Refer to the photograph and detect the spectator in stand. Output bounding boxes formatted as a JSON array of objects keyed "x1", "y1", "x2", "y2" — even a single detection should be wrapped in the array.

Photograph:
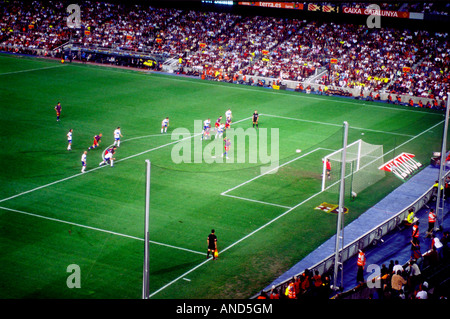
[
  {"x1": 388, "y1": 260, "x2": 395, "y2": 274},
  {"x1": 293, "y1": 275, "x2": 301, "y2": 297},
  {"x1": 442, "y1": 231, "x2": 450, "y2": 260},
  {"x1": 392, "y1": 260, "x2": 404, "y2": 274},
  {"x1": 391, "y1": 270, "x2": 407, "y2": 299},
  {"x1": 269, "y1": 286, "x2": 280, "y2": 299},
  {"x1": 410, "y1": 237, "x2": 421, "y2": 261},
  {"x1": 431, "y1": 234, "x2": 444, "y2": 260},
  {"x1": 313, "y1": 270, "x2": 322, "y2": 287},
  {"x1": 320, "y1": 274, "x2": 331, "y2": 299},
  {"x1": 256, "y1": 291, "x2": 268, "y2": 299},
  {"x1": 405, "y1": 259, "x2": 422, "y2": 292},
  {"x1": 299, "y1": 269, "x2": 311, "y2": 295},
  {"x1": 379, "y1": 263, "x2": 391, "y2": 293},
  {"x1": 425, "y1": 246, "x2": 440, "y2": 267},
  {"x1": 414, "y1": 281, "x2": 429, "y2": 299}
]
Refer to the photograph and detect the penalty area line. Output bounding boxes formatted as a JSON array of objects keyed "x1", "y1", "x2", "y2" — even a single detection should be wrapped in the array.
[
  {"x1": 221, "y1": 148, "x2": 323, "y2": 196},
  {"x1": 222, "y1": 193, "x2": 292, "y2": 209}
]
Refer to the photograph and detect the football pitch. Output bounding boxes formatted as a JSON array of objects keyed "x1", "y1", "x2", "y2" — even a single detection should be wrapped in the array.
[{"x1": 0, "y1": 54, "x2": 446, "y2": 299}]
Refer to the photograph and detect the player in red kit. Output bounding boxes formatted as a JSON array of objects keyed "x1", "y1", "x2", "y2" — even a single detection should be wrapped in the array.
[
  {"x1": 54, "y1": 102, "x2": 62, "y2": 121},
  {"x1": 88, "y1": 133, "x2": 102, "y2": 150},
  {"x1": 215, "y1": 116, "x2": 222, "y2": 129}
]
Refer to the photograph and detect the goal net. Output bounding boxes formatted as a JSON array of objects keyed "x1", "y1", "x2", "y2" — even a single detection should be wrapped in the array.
[{"x1": 321, "y1": 139, "x2": 385, "y2": 195}]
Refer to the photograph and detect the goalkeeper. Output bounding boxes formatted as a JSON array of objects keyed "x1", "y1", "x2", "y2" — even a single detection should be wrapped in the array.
[{"x1": 323, "y1": 158, "x2": 331, "y2": 179}]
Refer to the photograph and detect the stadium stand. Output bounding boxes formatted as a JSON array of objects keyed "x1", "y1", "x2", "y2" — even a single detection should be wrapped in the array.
[{"x1": 0, "y1": 1, "x2": 448, "y2": 109}]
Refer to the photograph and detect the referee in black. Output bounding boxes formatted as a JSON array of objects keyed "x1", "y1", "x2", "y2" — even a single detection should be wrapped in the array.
[
  {"x1": 207, "y1": 229, "x2": 218, "y2": 260},
  {"x1": 252, "y1": 110, "x2": 259, "y2": 128}
]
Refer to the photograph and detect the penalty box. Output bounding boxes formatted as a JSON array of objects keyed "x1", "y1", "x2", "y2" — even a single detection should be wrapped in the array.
[{"x1": 221, "y1": 148, "x2": 334, "y2": 209}]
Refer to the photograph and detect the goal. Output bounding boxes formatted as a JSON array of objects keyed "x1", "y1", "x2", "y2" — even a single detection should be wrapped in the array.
[{"x1": 321, "y1": 139, "x2": 385, "y2": 195}]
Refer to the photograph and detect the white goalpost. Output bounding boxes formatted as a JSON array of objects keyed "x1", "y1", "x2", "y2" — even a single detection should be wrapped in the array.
[{"x1": 322, "y1": 139, "x2": 385, "y2": 195}]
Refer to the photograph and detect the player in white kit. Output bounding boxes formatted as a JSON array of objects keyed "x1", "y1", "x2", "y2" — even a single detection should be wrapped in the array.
[
  {"x1": 225, "y1": 109, "x2": 232, "y2": 122},
  {"x1": 81, "y1": 151, "x2": 87, "y2": 173},
  {"x1": 67, "y1": 129, "x2": 73, "y2": 151},
  {"x1": 202, "y1": 118, "x2": 211, "y2": 140},
  {"x1": 215, "y1": 123, "x2": 225, "y2": 139},
  {"x1": 113, "y1": 127, "x2": 123, "y2": 147},
  {"x1": 161, "y1": 117, "x2": 169, "y2": 133}
]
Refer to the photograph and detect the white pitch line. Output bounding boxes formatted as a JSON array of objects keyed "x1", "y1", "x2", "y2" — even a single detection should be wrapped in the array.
[
  {"x1": 221, "y1": 148, "x2": 322, "y2": 195},
  {"x1": 263, "y1": 113, "x2": 415, "y2": 137},
  {"x1": 222, "y1": 193, "x2": 292, "y2": 209},
  {"x1": 149, "y1": 258, "x2": 211, "y2": 298},
  {"x1": 0, "y1": 206, "x2": 206, "y2": 256},
  {"x1": 0, "y1": 64, "x2": 65, "y2": 75}
]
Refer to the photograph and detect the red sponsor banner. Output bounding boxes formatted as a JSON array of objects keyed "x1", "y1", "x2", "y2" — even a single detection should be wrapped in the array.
[
  {"x1": 199, "y1": 43, "x2": 207, "y2": 48},
  {"x1": 238, "y1": 2, "x2": 303, "y2": 10},
  {"x1": 343, "y1": 7, "x2": 410, "y2": 19},
  {"x1": 330, "y1": 58, "x2": 338, "y2": 64},
  {"x1": 379, "y1": 152, "x2": 422, "y2": 180},
  {"x1": 402, "y1": 66, "x2": 411, "y2": 73},
  {"x1": 262, "y1": 49, "x2": 269, "y2": 55}
]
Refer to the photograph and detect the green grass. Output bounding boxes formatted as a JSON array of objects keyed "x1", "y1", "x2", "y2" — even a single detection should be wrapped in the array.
[{"x1": 0, "y1": 54, "x2": 445, "y2": 299}]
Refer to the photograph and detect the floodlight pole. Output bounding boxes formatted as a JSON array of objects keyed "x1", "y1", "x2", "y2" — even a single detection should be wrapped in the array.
[
  {"x1": 333, "y1": 121, "x2": 348, "y2": 291},
  {"x1": 142, "y1": 160, "x2": 151, "y2": 299},
  {"x1": 435, "y1": 94, "x2": 450, "y2": 232}
]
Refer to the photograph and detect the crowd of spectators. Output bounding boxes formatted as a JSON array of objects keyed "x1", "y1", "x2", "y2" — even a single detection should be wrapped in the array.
[
  {"x1": 386, "y1": 31, "x2": 450, "y2": 102},
  {"x1": 401, "y1": 2, "x2": 450, "y2": 15},
  {"x1": 364, "y1": 239, "x2": 448, "y2": 300},
  {"x1": 0, "y1": 1, "x2": 69, "y2": 53},
  {"x1": 256, "y1": 228, "x2": 449, "y2": 300},
  {"x1": 0, "y1": 1, "x2": 448, "y2": 105},
  {"x1": 256, "y1": 269, "x2": 333, "y2": 300}
]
